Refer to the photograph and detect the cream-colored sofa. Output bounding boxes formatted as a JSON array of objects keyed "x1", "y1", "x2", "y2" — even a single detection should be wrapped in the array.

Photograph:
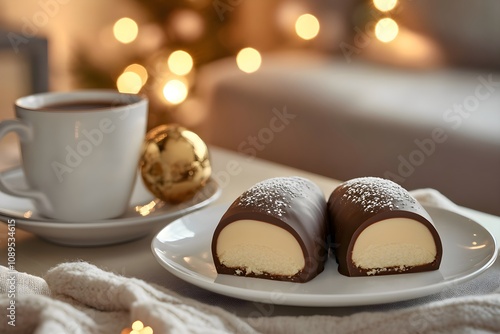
[{"x1": 189, "y1": 51, "x2": 500, "y2": 216}]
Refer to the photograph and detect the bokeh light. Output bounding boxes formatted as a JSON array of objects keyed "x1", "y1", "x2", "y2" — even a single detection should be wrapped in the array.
[
  {"x1": 373, "y1": 0, "x2": 398, "y2": 12},
  {"x1": 170, "y1": 9, "x2": 205, "y2": 42},
  {"x1": 168, "y1": 50, "x2": 194, "y2": 76},
  {"x1": 132, "y1": 321, "x2": 144, "y2": 331},
  {"x1": 116, "y1": 71, "x2": 142, "y2": 94},
  {"x1": 375, "y1": 18, "x2": 399, "y2": 43},
  {"x1": 124, "y1": 63, "x2": 148, "y2": 86},
  {"x1": 121, "y1": 320, "x2": 153, "y2": 334},
  {"x1": 162, "y1": 79, "x2": 188, "y2": 104},
  {"x1": 295, "y1": 14, "x2": 320, "y2": 40},
  {"x1": 236, "y1": 47, "x2": 262, "y2": 73},
  {"x1": 113, "y1": 17, "x2": 139, "y2": 44}
]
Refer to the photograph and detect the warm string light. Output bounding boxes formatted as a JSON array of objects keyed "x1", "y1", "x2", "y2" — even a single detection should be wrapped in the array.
[
  {"x1": 375, "y1": 17, "x2": 399, "y2": 43},
  {"x1": 373, "y1": 0, "x2": 399, "y2": 43},
  {"x1": 117, "y1": 72, "x2": 142, "y2": 94},
  {"x1": 162, "y1": 79, "x2": 188, "y2": 104},
  {"x1": 168, "y1": 50, "x2": 193, "y2": 76},
  {"x1": 236, "y1": 47, "x2": 261, "y2": 73},
  {"x1": 295, "y1": 13, "x2": 320, "y2": 40},
  {"x1": 121, "y1": 320, "x2": 153, "y2": 334},
  {"x1": 111, "y1": 10, "x2": 322, "y2": 105},
  {"x1": 373, "y1": 0, "x2": 398, "y2": 12},
  {"x1": 105, "y1": 11, "x2": 204, "y2": 111},
  {"x1": 125, "y1": 64, "x2": 148, "y2": 84},
  {"x1": 116, "y1": 63, "x2": 148, "y2": 94},
  {"x1": 160, "y1": 49, "x2": 194, "y2": 104},
  {"x1": 114, "y1": 49, "x2": 194, "y2": 106},
  {"x1": 113, "y1": 17, "x2": 139, "y2": 44}
]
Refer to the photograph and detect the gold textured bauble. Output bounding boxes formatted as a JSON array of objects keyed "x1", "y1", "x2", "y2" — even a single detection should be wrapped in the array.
[{"x1": 140, "y1": 124, "x2": 211, "y2": 204}]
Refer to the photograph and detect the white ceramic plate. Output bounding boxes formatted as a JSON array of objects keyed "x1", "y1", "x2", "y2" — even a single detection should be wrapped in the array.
[
  {"x1": 0, "y1": 168, "x2": 221, "y2": 246},
  {"x1": 152, "y1": 204, "x2": 498, "y2": 307}
]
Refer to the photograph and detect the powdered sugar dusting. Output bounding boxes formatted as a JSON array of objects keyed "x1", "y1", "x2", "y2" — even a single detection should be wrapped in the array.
[
  {"x1": 339, "y1": 177, "x2": 415, "y2": 213},
  {"x1": 237, "y1": 177, "x2": 311, "y2": 217}
]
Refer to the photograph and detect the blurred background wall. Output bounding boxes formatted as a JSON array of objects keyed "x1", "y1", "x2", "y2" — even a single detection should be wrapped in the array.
[{"x1": 2, "y1": 0, "x2": 499, "y2": 124}]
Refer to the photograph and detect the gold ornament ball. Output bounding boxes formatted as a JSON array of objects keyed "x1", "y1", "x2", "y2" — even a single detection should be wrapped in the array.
[{"x1": 140, "y1": 124, "x2": 212, "y2": 204}]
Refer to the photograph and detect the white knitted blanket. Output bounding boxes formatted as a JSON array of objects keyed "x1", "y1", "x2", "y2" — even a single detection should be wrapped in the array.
[{"x1": 0, "y1": 189, "x2": 499, "y2": 334}]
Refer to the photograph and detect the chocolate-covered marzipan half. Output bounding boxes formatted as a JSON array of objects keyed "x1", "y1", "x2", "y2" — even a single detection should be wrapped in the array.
[
  {"x1": 212, "y1": 176, "x2": 328, "y2": 283},
  {"x1": 328, "y1": 177, "x2": 442, "y2": 277}
]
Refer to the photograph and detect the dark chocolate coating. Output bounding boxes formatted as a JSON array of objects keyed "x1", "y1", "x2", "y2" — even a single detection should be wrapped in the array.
[
  {"x1": 212, "y1": 176, "x2": 328, "y2": 283},
  {"x1": 327, "y1": 177, "x2": 442, "y2": 277}
]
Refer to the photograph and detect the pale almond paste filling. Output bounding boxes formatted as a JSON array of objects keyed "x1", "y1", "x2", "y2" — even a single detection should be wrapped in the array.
[
  {"x1": 352, "y1": 218, "x2": 437, "y2": 269},
  {"x1": 216, "y1": 220, "x2": 305, "y2": 276}
]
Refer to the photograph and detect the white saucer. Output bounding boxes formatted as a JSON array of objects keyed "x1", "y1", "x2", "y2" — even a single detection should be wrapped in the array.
[
  {"x1": 152, "y1": 204, "x2": 498, "y2": 307},
  {"x1": 0, "y1": 168, "x2": 221, "y2": 246}
]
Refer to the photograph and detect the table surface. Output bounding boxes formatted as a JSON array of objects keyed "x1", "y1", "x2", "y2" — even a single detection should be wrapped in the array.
[{"x1": 1, "y1": 143, "x2": 499, "y2": 318}]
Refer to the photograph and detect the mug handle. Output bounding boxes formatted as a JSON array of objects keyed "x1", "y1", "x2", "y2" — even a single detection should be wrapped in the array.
[{"x1": 0, "y1": 119, "x2": 53, "y2": 213}]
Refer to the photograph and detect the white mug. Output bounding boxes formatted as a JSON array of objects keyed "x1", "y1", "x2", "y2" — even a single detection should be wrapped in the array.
[{"x1": 0, "y1": 90, "x2": 148, "y2": 222}]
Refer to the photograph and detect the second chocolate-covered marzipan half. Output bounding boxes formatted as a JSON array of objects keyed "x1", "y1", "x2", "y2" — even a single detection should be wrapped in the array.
[
  {"x1": 212, "y1": 176, "x2": 328, "y2": 283},
  {"x1": 328, "y1": 177, "x2": 442, "y2": 277}
]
